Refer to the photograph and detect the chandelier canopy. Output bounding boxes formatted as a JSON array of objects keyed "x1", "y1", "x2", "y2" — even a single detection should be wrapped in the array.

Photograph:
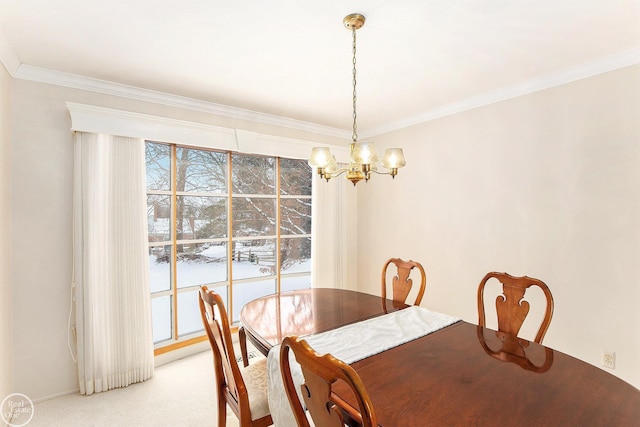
[{"x1": 308, "y1": 13, "x2": 406, "y2": 186}]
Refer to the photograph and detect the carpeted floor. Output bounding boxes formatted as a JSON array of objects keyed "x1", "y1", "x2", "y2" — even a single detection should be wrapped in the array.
[{"x1": 27, "y1": 346, "x2": 264, "y2": 427}]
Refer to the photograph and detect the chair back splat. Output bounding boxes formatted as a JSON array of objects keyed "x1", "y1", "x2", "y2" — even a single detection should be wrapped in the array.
[
  {"x1": 280, "y1": 336, "x2": 378, "y2": 427},
  {"x1": 381, "y1": 258, "x2": 426, "y2": 306},
  {"x1": 477, "y1": 272, "x2": 554, "y2": 344}
]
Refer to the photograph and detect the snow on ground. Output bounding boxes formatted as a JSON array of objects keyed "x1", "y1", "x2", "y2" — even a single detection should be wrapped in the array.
[{"x1": 149, "y1": 252, "x2": 311, "y2": 343}]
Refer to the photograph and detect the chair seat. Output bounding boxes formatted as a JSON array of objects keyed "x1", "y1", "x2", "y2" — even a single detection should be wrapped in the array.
[{"x1": 241, "y1": 357, "x2": 270, "y2": 420}]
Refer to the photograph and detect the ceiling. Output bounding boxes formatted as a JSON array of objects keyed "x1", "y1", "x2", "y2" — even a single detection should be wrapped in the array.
[{"x1": 0, "y1": 0, "x2": 639, "y2": 137}]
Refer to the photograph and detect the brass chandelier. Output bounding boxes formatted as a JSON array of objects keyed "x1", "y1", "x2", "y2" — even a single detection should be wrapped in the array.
[{"x1": 308, "y1": 13, "x2": 406, "y2": 186}]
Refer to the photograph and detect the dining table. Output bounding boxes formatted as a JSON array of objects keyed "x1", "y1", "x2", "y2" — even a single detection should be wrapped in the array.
[{"x1": 240, "y1": 287, "x2": 640, "y2": 426}]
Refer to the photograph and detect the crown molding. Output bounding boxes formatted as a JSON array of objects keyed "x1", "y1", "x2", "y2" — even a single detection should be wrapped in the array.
[
  {"x1": 361, "y1": 47, "x2": 640, "y2": 138},
  {"x1": 13, "y1": 63, "x2": 351, "y2": 140},
  {"x1": 1, "y1": 30, "x2": 637, "y2": 140}
]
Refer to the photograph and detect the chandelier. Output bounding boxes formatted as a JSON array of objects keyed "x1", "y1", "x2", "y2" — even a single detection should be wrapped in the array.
[{"x1": 308, "y1": 13, "x2": 406, "y2": 186}]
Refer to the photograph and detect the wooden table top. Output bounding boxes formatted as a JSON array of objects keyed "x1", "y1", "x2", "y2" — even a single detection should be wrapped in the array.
[
  {"x1": 239, "y1": 287, "x2": 408, "y2": 355},
  {"x1": 240, "y1": 288, "x2": 640, "y2": 426}
]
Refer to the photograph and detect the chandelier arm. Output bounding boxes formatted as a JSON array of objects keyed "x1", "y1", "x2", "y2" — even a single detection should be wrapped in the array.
[
  {"x1": 329, "y1": 168, "x2": 350, "y2": 178},
  {"x1": 371, "y1": 168, "x2": 400, "y2": 179}
]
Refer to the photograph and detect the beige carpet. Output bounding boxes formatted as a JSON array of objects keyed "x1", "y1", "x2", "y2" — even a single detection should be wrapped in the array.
[{"x1": 27, "y1": 347, "x2": 264, "y2": 427}]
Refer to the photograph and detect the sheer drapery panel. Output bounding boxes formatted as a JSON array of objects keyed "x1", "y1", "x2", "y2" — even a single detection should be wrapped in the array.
[
  {"x1": 73, "y1": 132, "x2": 154, "y2": 395},
  {"x1": 311, "y1": 177, "x2": 352, "y2": 289}
]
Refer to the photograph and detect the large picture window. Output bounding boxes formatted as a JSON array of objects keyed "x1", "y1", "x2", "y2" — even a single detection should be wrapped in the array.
[{"x1": 146, "y1": 142, "x2": 312, "y2": 349}]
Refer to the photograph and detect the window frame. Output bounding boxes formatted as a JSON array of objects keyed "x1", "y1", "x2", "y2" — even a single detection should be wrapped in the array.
[{"x1": 147, "y1": 142, "x2": 312, "y2": 353}]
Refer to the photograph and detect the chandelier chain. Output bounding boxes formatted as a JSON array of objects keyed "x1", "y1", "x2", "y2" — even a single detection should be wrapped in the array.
[{"x1": 352, "y1": 27, "x2": 358, "y2": 143}]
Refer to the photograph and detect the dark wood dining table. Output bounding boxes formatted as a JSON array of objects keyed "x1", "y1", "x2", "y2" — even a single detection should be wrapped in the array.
[{"x1": 240, "y1": 287, "x2": 640, "y2": 426}]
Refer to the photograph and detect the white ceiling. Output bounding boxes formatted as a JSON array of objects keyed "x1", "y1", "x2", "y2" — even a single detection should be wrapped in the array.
[{"x1": 1, "y1": 0, "x2": 639, "y2": 137}]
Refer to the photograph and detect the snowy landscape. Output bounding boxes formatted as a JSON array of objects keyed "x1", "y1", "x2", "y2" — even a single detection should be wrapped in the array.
[
  {"x1": 145, "y1": 143, "x2": 312, "y2": 344},
  {"x1": 148, "y1": 232, "x2": 311, "y2": 343}
]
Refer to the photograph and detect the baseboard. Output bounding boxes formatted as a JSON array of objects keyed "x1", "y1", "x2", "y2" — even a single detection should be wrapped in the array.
[
  {"x1": 32, "y1": 387, "x2": 80, "y2": 404},
  {"x1": 154, "y1": 340, "x2": 210, "y2": 367}
]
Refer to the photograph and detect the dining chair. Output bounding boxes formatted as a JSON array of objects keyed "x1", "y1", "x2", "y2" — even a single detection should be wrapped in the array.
[
  {"x1": 477, "y1": 272, "x2": 554, "y2": 344},
  {"x1": 381, "y1": 258, "x2": 426, "y2": 306},
  {"x1": 198, "y1": 286, "x2": 273, "y2": 427},
  {"x1": 280, "y1": 335, "x2": 378, "y2": 427}
]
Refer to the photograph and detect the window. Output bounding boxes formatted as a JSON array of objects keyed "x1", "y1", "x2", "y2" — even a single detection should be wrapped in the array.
[{"x1": 146, "y1": 142, "x2": 312, "y2": 349}]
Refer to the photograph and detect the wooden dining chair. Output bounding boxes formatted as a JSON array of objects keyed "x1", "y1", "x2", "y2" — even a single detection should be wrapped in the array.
[
  {"x1": 381, "y1": 258, "x2": 426, "y2": 306},
  {"x1": 280, "y1": 336, "x2": 378, "y2": 427},
  {"x1": 477, "y1": 272, "x2": 554, "y2": 344},
  {"x1": 198, "y1": 286, "x2": 273, "y2": 427}
]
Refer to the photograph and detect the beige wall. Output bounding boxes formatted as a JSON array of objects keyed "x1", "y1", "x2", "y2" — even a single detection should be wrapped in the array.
[
  {"x1": 357, "y1": 64, "x2": 640, "y2": 388},
  {"x1": 9, "y1": 78, "x2": 344, "y2": 400},
  {"x1": 8, "y1": 64, "x2": 640, "y2": 399},
  {"x1": 0, "y1": 61, "x2": 13, "y2": 402}
]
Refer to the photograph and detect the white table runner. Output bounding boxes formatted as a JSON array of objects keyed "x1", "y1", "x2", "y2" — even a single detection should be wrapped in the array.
[{"x1": 266, "y1": 306, "x2": 460, "y2": 426}]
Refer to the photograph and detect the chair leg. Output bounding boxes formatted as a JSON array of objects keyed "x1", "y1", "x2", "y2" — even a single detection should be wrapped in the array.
[
  {"x1": 217, "y1": 396, "x2": 227, "y2": 427},
  {"x1": 238, "y1": 326, "x2": 249, "y2": 367}
]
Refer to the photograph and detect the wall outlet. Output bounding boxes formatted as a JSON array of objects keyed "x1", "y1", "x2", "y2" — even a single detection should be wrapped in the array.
[{"x1": 603, "y1": 351, "x2": 616, "y2": 369}]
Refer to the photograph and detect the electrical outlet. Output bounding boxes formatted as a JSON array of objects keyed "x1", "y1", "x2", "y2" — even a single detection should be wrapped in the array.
[{"x1": 603, "y1": 351, "x2": 616, "y2": 369}]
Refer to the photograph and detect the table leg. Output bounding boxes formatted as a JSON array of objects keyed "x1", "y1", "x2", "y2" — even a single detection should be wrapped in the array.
[{"x1": 238, "y1": 326, "x2": 249, "y2": 367}]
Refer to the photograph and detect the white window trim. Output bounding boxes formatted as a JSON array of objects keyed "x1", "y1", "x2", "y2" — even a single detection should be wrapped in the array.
[{"x1": 66, "y1": 102, "x2": 350, "y2": 161}]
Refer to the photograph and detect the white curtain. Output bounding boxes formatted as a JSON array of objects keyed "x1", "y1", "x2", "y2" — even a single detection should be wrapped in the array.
[
  {"x1": 311, "y1": 177, "x2": 354, "y2": 289},
  {"x1": 73, "y1": 132, "x2": 154, "y2": 395}
]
